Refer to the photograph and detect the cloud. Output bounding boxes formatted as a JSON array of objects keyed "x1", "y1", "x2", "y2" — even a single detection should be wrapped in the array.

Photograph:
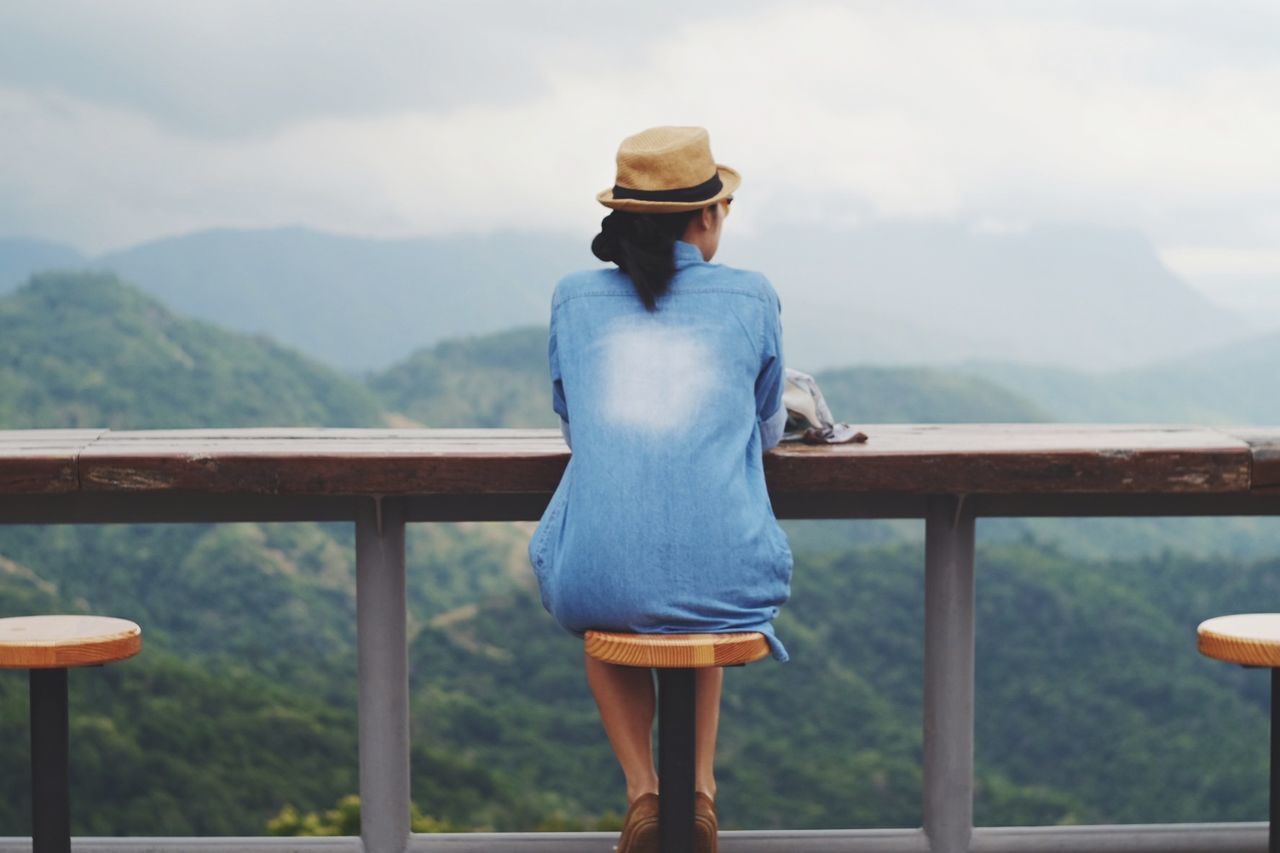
[
  {"x1": 0, "y1": 2, "x2": 550, "y2": 135},
  {"x1": 1, "y1": 0, "x2": 1278, "y2": 275},
  {"x1": 1160, "y1": 247, "x2": 1280, "y2": 278},
  {"x1": 0, "y1": 0, "x2": 755, "y2": 136}
]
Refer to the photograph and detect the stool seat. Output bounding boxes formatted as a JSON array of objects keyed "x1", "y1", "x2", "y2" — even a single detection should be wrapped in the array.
[
  {"x1": 0, "y1": 615, "x2": 142, "y2": 670},
  {"x1": 1197, "y1": 614, "x2": 1280, "y2": 667},
  {"x1": 585, "y1": 630, "x2": 770, "y2": 669}
]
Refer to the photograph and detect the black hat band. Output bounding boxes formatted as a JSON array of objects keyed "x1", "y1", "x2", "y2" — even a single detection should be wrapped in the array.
[{"x1": 611, "y1": 173, "x2": 723, "y2": 203}]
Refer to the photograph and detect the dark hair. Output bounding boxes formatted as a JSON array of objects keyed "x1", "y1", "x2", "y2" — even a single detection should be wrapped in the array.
[{"x1": 591, "y1": 209, "x2": 700, "y2": 311}]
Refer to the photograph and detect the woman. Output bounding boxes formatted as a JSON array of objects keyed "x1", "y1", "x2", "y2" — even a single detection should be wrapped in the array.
[{"x1": 528, "y1": 126, "x2": 792, "y2": 853}]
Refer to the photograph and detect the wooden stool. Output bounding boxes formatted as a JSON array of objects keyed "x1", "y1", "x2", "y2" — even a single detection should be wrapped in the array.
[
  {"x1": 1198, "y1": 613, "x2": 1280, "y2": 853},
  {"x1": 0, "y1": 616, "x2": 142, "y2": 853},
  {"x1": 585, "y1": 631, "x2": 770, "y2": 853}
]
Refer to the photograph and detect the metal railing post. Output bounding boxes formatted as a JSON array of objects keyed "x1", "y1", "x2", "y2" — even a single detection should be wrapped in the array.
[
  {"x1": 923, "y1": 495, "x2": 976, "y2": 853},
  {"x1": 356, "y1": 498, "x2": 410, "y2": 853}
]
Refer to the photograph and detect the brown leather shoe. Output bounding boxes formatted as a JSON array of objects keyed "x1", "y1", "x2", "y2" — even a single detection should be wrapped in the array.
[
  {"x1": 615, "y1": 793, "x2": 659, "y2": 853},
  {"x1": 695, "y1": 792, "x2": 718, "y2": 853}
]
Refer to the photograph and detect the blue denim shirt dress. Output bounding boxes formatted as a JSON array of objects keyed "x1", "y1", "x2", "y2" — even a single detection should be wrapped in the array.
[{"x1": 527, "y1": 240, "x2": 793, "y2": 661}]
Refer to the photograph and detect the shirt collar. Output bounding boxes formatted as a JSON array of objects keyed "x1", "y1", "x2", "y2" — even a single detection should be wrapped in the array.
[{"x1": 674, "y1": 240, "x2": 705, "y2": 269}]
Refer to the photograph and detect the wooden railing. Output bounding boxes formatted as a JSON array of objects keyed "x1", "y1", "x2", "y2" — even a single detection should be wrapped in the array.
[{"x1": 2, "y1": 425, "x2": 1279, "y2": 853}]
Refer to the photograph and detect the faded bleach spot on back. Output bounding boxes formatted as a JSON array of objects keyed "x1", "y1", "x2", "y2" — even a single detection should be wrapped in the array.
[{"x1": 601, "y1": 322, "x2": 716, "y2": 432}]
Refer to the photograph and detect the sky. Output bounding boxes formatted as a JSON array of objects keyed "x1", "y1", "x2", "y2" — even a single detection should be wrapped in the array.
[{"x1": 1, "y1": 0, "x2": 1278, "y2": 306}]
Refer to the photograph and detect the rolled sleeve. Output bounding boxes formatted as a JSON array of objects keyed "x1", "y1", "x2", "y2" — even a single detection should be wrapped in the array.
[{"x1": 760, "y1": 405, "x2": 787, "y2": 450}]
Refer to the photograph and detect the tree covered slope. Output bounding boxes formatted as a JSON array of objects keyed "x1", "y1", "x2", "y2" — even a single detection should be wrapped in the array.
[
  {"x1": 0, "y1": 269, "x2": 1273, "y2": 834},
  {"x1": 0, "y1": 271, "x2": 386, "y2": 429}
]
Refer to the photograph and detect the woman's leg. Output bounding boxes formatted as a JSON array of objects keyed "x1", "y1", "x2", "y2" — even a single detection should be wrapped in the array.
[
  {"x1": 585, "y1": 653, "x2": 659, "y2": 803},
  {"x1": 586, "y1": 653, "x2": 726, "y2": 803},
  {"x1": 695, "y1": 666, "x2": 723, "y2": 800}
]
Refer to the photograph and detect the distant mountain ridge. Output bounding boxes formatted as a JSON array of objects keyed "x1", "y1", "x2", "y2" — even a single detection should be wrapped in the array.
[
  {"x1": 0, "y1": 236, "x2": 84, "y2": 289},
  {"x1": 958, "y1": 328, "x2": 1280, "y2": 425},
  {"x1": 732, "y1": 221, "x2": 1248, "y2": 371},
  {"x1": 95, "y1": 227, "x2": 582, "y2": 372},
  {"x1": 0, "y1": 271, "x2": 1058, "y2": 431},
  {"x1": 2, "y1": 264, "x2": 1272, "y2": 432},
  {"x1": 0, "y1": 220, "x2": 1253, "y2": 372}
]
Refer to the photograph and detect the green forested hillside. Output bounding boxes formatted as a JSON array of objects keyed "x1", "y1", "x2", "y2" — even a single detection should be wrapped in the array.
[
  {"x1": 812, "y1": 366, "x2": 1052, "y2": 424},
  {"x1": 0, "y1": 269, "x2": 1275, "y2": 834},
  {"x1": 408, "y1": 541, "x2": 1275, "y2": 828},
  {"x1": 368, "y1": 327, "x2": 1051, "y2": 428},
  {"x1": 0, "y1": 520, "x2": 540, "y2": 835},
  {"x1": 371, "y1": 327, "x2": 557, "y2": 428},
  {"x1": 372, "y1": 325, "x2": 1280, "y2": 561},
  {"x1": 4, "y1": 535, "x2": 1272, "y2": 833},
  {"x1": 0, "y1": 271, "x2": 386, "y2": 428},
  {"x1": 0, "y1": 271, "x2": 534, "y2": 832}
]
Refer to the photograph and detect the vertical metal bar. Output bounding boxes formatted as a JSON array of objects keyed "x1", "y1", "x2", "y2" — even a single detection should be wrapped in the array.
[
  {"x1": 1270, "y1": 668, "x2": 1278, "y2": 853},
  {"x1": 30, "y1": 667, "x2": 70, "y2": 853},
  {"x1": 923, "y1": 495, "x2": 976, "y2": 853},
  {"x1": 657, "y1": 667, "x2": 697, "y2": 853},
  {"x1": 357, "y1": 498, "x2": 409, "y2": 853}
]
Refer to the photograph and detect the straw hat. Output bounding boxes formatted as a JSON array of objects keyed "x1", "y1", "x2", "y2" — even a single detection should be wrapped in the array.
[{"x1": 597, "y1": 126, "x2": 741, "y2": 213}]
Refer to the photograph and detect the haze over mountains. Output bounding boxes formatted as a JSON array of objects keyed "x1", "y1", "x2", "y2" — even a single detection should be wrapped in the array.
[
  {"x1": 0, "y1": 220, "x2": 1259, "y2": 373},
  {"x1": 731, "y1": 222, "x2": 1255, "y2": 370},
  {"x1": 961, "y1": 328, "x2": 1280, "y2": 426},
  {"x1": 0, "y1": 237, "x2": 84, "y2": 290}
]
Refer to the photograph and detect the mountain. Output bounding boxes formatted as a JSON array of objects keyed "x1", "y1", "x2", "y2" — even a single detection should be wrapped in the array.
[
  {"x1": 729, "y1": 221, "x2": 1248, "y2": 371},
  {"x1": 958, "y1": 329, "x2": 1280, "y2": 425},
  {"x1": 94, "y1": 227, "x2": 587, "y2": 372},
  {"x1": 374, "y1": 325, "x2": 1280, "y2": 563},
  {"x1": 0, "y1": 270, "x2": 1276, "y2": 834},
  {"x1": 369, "y1": 326, "x2": 1052, "y2": 429},
  {"x1": 0, "y1": 237, "x2": 83, "y2": 290},
  {"x1": 1, "y1": 220, "x2": 1251, "y2": 372},
  {"x1": 0, "y1": 270, "x2": 542, "y2": 832},
  {"x1": 790, "y1": 340, "x2": 1280, "y2": 564},
  {"x1": 371, "y1": 326, "x2": 556, "y2": 428},
  {"x1": 813, "y1": 366, "x2": 1052, "y2": 424},
  {"x1": 0, "y1": 270, "x2": 386, "y2": 428}
]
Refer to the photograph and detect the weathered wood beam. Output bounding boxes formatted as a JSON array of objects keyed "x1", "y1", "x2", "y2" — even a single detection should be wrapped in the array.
[{"x1": 5, "y1": 425, "x2": 1276, "y2": 498}]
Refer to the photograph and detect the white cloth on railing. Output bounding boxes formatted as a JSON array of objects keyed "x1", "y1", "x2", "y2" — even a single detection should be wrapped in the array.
[{"x1": 782, "y1": 368, "x2": 868, "y2": 444}]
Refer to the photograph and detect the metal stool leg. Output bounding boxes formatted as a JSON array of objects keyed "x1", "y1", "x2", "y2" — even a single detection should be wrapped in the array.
[
  {"x1": 30, "y1": 667, "x2": 70, "y2": 853},
  {"x1": 657, "y1": 667, "x2": 696, "y2": 853},
  {"x1": 1271, "y1": 669, "x2": 1279, "y2": 853}
]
